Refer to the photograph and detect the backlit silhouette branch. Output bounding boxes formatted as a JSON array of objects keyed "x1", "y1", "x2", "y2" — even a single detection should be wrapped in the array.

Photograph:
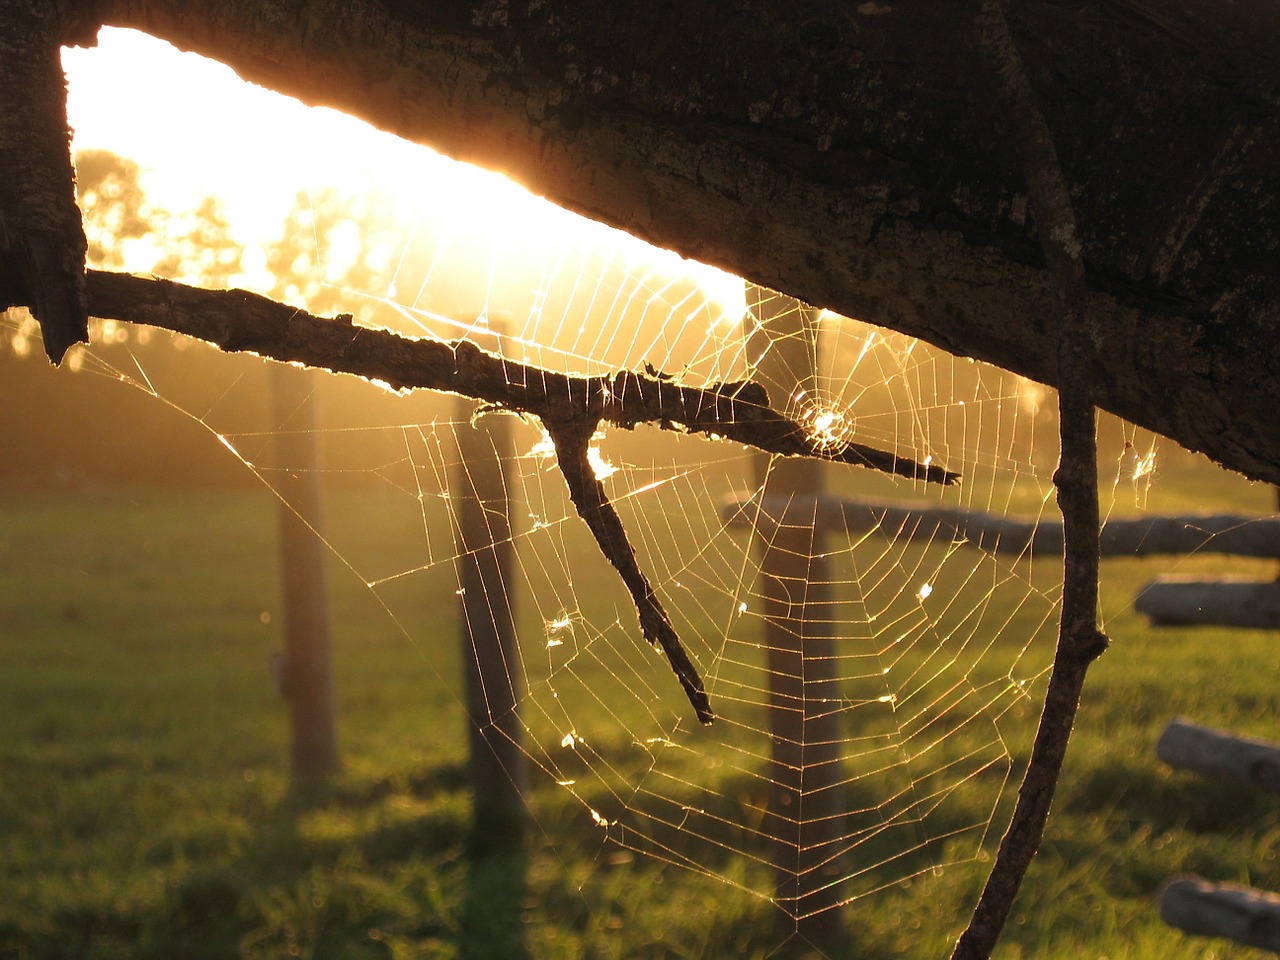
[{"x1": 83, "y1": 268, "x2": 959, "y2": 721}]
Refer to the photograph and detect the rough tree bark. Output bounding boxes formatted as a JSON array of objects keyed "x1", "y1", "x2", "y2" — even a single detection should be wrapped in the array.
[
  {"x1": 0, "y1": 0, "x2": 94, "y2": 361},
  {"x1": 49, "y1": 0, "x2": 1280, "y2": 485}
]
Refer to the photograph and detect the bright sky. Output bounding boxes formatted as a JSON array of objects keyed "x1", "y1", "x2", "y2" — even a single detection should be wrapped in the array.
[{"x1": 60, "y1": 27, "x2": 745, "y2": 312}]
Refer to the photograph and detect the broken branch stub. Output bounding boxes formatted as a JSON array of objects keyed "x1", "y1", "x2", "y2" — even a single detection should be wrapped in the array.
[{"x1": 545, "y1": 416, "x2": 714, "y2": 724}]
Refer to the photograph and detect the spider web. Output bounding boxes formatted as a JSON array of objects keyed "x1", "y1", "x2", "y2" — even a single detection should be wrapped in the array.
[
  {"x1": 40, "y1": 26, "x2": 1098, "y2": 946},
  {"x1": 253, "y1": 227, "x2": 1061, "y2": 920}
]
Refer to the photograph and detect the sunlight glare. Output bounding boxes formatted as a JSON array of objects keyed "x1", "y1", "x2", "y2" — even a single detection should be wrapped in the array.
[{"x1": 61, "y1": 27, "x2": 745, "y2": 318}]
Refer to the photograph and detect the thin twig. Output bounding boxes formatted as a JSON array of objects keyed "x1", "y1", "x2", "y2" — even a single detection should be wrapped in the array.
[
  {"x1": 546, "y1": 416, "x2": 714, "y2": 724},
  {"x1": 951, "y1": 4, "x2": 1109, "y2": 959},
  {"x1": 82, "y1": 270, "x2": 960, "y2": 485}
]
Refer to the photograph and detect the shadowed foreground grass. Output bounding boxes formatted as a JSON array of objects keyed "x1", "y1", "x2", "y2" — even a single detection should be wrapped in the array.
[{"x1": 1, "y1": 482, "x2": 1278, "y2": 959}]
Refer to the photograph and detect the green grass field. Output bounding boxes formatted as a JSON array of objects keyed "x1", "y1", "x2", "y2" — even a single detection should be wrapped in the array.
[{"x1": 2, "y1": 467, "x2": 1278, "y2": 960}]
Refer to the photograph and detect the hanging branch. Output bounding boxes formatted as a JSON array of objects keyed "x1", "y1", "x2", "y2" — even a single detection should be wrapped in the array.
[
  {"x1": 951, "y1": 4, "x2": 1110, "y2": 959},
  {"x1": 81, "y1": 268, "x2": 958, "y2": 722},
  {"x1": 83, "y1": 270, "x2": 959, "y2": 485}
]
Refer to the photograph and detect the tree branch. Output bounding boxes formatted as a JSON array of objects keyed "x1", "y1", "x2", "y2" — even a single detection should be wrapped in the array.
[
  {"x1": 81, "y1": 268, "x2": 958, "y2": 722},
  {"x1": 88, "y1": 0, "x2": 1280, "y2": 486},
  {"x1": 721, "y1": 493, "x2": 1280, "y2": 559},
  {"x1": 951, "y1": 4, "x2": 1109, "y2": 958},
  {"x1": 82, "y1": 270, "x2": 959, "y2": 485}
]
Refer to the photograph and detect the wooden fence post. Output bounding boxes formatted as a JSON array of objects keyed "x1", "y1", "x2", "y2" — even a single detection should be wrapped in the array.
[
  {"x1": 270, "y1": 362, "x2": 339, "y2": 784},
  {"x1": 747, "y1": 286, "x2": 847, "y2": 939},
  {"x1": 452, "y1": 329, "x2": 527, "y2": 843}
]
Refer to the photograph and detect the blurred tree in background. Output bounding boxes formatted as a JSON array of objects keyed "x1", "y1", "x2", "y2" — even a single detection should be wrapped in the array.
[{"x1": 0, "y1": 151, "x2": 446, "y2": 492}]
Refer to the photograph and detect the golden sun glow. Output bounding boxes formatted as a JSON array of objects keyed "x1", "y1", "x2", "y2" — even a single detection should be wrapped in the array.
[{"x1": 61, "y1": 27, "x2": 745, "y2": 316}]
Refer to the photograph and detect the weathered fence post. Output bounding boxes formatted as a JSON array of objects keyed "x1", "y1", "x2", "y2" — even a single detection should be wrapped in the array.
[
  {"x1": 451, "y1": 326, "x2": 527, "y2": 842},
  {"x1": 747, "y1": 286, "x2": 847, "y2": 940},
  {"x1": 270, "y1": 362, "x2": 339, "y2": 784}
]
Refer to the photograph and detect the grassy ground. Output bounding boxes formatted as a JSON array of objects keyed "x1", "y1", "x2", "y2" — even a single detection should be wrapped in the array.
[{"x1": 1, "y1": 468, "x2": 1278, "y2": 959}]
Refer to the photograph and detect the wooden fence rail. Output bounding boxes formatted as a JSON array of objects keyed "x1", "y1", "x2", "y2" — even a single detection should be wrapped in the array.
[
  {"x1": 721, "y1": 493, "x2": 1280, "y2": 559},
  {"x1": 1136, "y1": 578, "x2": 1280, "y2": 628},
  {"x1": 1158, "y1": 717, "x2": 1280, "y2": 798},
  {"x1": 1156, "y1": 719, "x2": 1280, "y2": 953},
  {"x1": 1160, "y1": 877, "x2": 1280, "y2": 954}
]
